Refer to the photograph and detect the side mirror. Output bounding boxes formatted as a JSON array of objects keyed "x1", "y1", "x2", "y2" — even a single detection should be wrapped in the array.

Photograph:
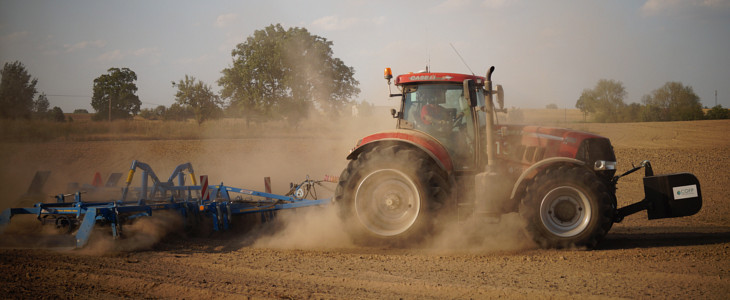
[
  {"x1": 390, "y1": 108, "x2": 400, "y2": 118},
  {"x1": 496, "y1": 84, "x2": 504, "y2": 111},
  {"x1": 463, "y1": 79, "x2": 477, "y2": 107}
]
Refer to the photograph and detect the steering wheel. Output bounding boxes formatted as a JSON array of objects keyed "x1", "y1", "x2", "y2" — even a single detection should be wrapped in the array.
[{"x1": 452, "y1": 112, "x2": 464, "y2": 128}]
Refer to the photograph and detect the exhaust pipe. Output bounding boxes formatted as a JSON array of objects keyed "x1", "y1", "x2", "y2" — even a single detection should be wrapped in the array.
[{"x1": 474, "y1": 66, "x2": 510, "y2": 223}]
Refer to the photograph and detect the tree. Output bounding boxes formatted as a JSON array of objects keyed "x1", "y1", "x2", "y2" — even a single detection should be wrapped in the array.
[
  {"x1": 0, "y1": 61, "x2": 38, "y2": 119},
  {"x1": 140, "y1": 105, "x2": 166, "y2": 120},
  {"x1": 49, "y1": 106, "x2": 65, "y2": 122},
  {"x1": 642, "y1": 82, "x2": 703, "y2": 121},
  {"x1": 33, "y1": 93, "x2": 50, "y2": 119},
  {"x1": 545, "y1": 103, "x2": 558, "y2": 109},
  {"x1": 173, "y1": 75, "x2": 223, "y2": 125},
  {"x1": 219, "y1": 24, "x2": 360, "y2": 127},
  {"x1": 705, "y1": 105, "x2": 729, "y2": 120},
  {"x1": 575, "y1": 79, "x2": 627, "y2": 122},
  {"x1": 164, "y1": 103, "x2": 193, "y2": 121},
  {"x1": 73, "y1": 109, "x2": 89, "y2": 114},
  {"x1": 621, "y1": 102, "x2": 642, "y2": 122},
  {"x1": 354, "y1": 101, "x2": 375, "y2": 118},
  {"x1": 91, "y1": 67, "x2": 141, "y2": 121}
]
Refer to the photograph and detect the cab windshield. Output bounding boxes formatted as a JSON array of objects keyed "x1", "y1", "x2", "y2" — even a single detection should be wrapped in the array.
[{"x1": 402, "y1": 83, "x2": 476, "y2": 170}]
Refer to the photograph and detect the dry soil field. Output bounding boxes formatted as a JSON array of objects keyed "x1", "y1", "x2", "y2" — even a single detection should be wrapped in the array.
[{"x1": 1, "y1": 118, "x2": 729, "y2": 299}]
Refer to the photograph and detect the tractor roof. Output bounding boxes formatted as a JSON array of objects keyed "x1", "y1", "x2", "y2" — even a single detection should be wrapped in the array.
[{"x1": 395, "y1": 72, "x2": 485, "y2": 86}]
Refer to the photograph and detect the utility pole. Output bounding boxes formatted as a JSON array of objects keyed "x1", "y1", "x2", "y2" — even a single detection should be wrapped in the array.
[{"x1": 716, "y1": 90, "x2": 718, "y2": 107}]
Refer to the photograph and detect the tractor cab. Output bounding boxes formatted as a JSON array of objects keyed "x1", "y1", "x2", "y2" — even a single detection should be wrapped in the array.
[{"x1": 385, "y1": 68, "x2": 491, "y2": 171}]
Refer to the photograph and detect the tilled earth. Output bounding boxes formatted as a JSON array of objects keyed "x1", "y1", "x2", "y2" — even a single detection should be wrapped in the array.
[{"x1": 1, "y1": 120, "x2": 729, "y2": 299}]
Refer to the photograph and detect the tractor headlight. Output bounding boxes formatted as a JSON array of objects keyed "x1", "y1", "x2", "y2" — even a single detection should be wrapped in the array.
[{"x1": 594, "y1": 160, "x2": 617, "y2": 171}]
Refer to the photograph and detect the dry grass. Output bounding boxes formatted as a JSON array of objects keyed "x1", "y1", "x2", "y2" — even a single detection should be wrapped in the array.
[
  {"x1": 0, "y1": 113, "x2": 396, "y2": 142},
  {"x1": 0, "y1": 108, "x2": 626, "y2": 142}
]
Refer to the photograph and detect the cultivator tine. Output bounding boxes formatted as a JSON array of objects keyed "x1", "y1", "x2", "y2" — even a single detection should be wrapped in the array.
[
  {"x1": 260, "y1": 211, "x2": 275, "y2": 223},
  {"x1": 92, "y1": 172, "x2": 103, "y2": 187},
  {"x1": 75, "y1": 208, "x2": 98, "y2": 248},
  {"x1": 106, "y1": 173, "x2": 122, "y2": 187},
  {"x1": 265, "y1": 177, "x2": 272, "y2": 202},
  {"x1": 0, "y1": 209, "x2": 11, "y2": 229},
  {"x1": 25, "y1": 170, "x2": 51, "y2": 195}
]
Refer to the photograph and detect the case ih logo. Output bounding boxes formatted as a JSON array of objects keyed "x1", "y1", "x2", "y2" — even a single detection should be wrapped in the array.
[{"x1": 409, "y1": 75, "x2": 453, "y2": 81}]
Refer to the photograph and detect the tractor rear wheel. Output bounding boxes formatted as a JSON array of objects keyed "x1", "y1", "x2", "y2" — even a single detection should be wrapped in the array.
[
  {"x1": 334, "y1": 144, "x2": 451, "y2": 246},
  {"x1": 520, "y1": 165, "x2": 614, "y2": 249}
]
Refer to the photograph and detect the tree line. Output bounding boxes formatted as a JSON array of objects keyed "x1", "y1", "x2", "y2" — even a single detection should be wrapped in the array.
[
  {"x1": 3, "y1": 23, "x2": 727, "y2": 124},
  {"x1": 576, "y1": 79, "x2": 728, "y2": 122},
  {"x1": 0, "y1": 61, "x2": 66, "y2": 122},
  {"x1": 0, "y1": 24, "x2": 363, "y2": 125}
]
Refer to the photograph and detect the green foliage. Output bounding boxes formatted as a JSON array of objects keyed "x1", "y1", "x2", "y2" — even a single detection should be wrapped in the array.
[
  {"x1": 140, "y1": 105, "x2": 167, "y2": 120},
  {"x1": 575, "y1": 79, "x2": 626, "y2": 123},
  {"x1": 33, "y1": 93, "x2": 50, "y2": 119},
  {"x1": 218, "y1": 24, "x2": 360, "y2": 126},
  {"x1": 0, "y1": 61, "x2": 38, "y2": 119},
  {"x1": 705, "y1": 105, "x2": 729, "y2": 120},
  {"x1": 49, "y1": 106, "x2": 65, "y2": 122},
  {"x1": 641, "y1": 82, "x2": 703, "y2": 121},
  {"x1": 73, "y1": 109, "x2": 89, "y2": 114},
  {"x1": 174, "y1": 75, "x2": 223, "y2": 125},
  {"x1": 545, "y1": 103, "x2": 558, "y2": 109},
  {"x1": 576, "y1": 80, "x2": 705, "y2": 123},
  {"x1": 91, "y1": 67, "x2": 141, "y2": 121},
  {"x1": 621, "y1": 103, "x2": 642, "y2": 123},
  {"x1": 164, "y1": 103, "x2": 193, "y2": 121}
]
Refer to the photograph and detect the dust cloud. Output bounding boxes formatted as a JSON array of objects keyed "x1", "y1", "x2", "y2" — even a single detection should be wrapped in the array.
[
  {"x1": 251, "y1": 205, "x2": 354, "y2": 249},
  {"x1": 426, "y1": 212, "x2": 536, "y2": 253},
  {"x1": 80, "y1": 211, "x2": 184, "y2": 255},
  {"x1": 245, "y1": 203, "x2": 535, "y2": 253}
]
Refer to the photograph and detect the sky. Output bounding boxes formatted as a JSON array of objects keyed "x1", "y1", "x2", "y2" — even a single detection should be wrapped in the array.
[{"x1": 1, "y1": 0, "x2": 729, "y2": 113}]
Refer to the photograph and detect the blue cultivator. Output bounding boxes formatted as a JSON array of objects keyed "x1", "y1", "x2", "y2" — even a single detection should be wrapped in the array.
[{"x1": 0, "y1": 160, "x2": 333, "y2": 248}]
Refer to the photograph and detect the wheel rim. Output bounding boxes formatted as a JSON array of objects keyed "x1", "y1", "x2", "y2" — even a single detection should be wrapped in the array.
[
  {"x1": 354, "y1": 169, "x2": 420, "y2": 237},
  {"x1": 539, "y1": 186, "x2": 592, "y2": 237}
]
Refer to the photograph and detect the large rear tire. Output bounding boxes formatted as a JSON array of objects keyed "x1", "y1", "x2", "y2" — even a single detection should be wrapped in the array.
[
  {"x1": 520, "y1": 165, "x2": 614, "y2": 249},
  {"x1": 334, "y1": 144, "x2": 451, "y2": 246}
]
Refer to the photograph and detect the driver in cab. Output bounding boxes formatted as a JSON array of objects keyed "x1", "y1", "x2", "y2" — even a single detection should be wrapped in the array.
[{"x1": 419, "y1": 89, "x2": 451, "y2": 128}]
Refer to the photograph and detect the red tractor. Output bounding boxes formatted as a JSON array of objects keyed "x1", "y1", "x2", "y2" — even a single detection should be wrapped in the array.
[{"x1": 334, "y1": 66, "x2": 702, "y2": 249}]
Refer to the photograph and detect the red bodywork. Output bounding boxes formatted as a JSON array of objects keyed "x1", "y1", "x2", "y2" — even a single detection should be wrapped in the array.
[
  {"x1": 350, "y1": 126, "x2": 610, "y2": 174},
  {"x1": 351, "y1": 71, "x2": 614, "y2": 174},
  {"x1": 497, "y1": 125, "x2": 611, "y2": 168},
  {"x1": 348, "y1": 130, "x2": 453, "y2": 171}
]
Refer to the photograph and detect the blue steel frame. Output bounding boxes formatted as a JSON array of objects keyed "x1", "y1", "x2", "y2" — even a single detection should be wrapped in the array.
[{"x1": 0, "y1": 161, "x2": 331, "y2": 248}]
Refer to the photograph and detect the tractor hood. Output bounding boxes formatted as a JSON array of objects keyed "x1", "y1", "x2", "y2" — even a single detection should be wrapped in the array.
[{"x1": 498, "y1": 125, "x2": 617, "y2": 173}]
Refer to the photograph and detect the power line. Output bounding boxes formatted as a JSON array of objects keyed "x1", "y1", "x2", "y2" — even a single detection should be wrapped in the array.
[
  {"x1": 46, "y1": 94, "x2": 91, "y2": 98},
  {"x1": 46, "y1": 94, "x2": 166, "y2": 106}
]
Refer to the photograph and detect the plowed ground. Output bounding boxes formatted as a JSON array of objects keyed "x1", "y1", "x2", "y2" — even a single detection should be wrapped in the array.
[{"x1": 1, "y1": 120, "x2": 729, "y2": 299}]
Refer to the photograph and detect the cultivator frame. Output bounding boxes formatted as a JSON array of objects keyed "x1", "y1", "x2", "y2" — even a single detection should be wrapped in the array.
[{"x1": 0, "y1": 160, "x2": 332, "y2": 248}]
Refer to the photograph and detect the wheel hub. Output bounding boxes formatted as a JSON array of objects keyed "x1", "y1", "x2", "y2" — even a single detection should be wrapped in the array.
[
  {"x1": 540, "y1": 186, "x2": 592, "y2": 238},
  {"x1": 551, "y1": 197, "x2": 581, "y2": 223},
  {"x1": 354, "y1": 169, "x2": 420, "y2": 237}
]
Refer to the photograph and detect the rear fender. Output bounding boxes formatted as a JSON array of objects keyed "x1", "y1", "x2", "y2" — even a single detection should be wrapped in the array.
[
  {"x1": 347, "y1": 130, "x2": 453, "y2": 173},
  {"x1": 510, "y1": 157, "x2": 586, "y2": 200}
]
